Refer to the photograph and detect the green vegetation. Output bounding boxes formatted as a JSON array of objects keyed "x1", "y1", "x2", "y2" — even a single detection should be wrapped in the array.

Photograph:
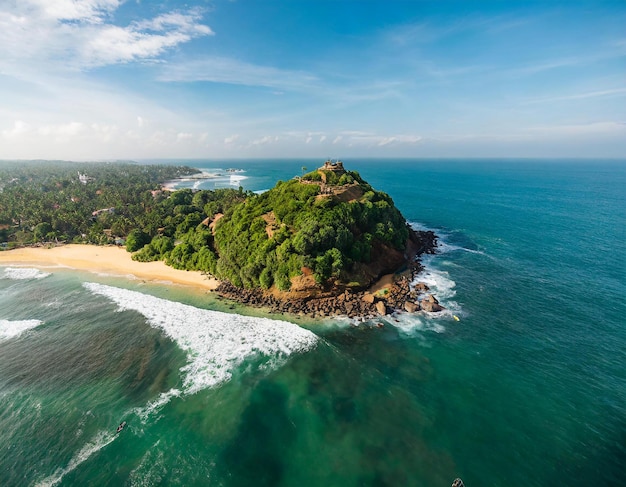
[
  {"x1": 0, "y1": 161, "x2": 410, "y2": 291},
  {"x1": 0, "y1": 160, "x2": 205, "y2": 246},
  {"x1": 211, "y1": 170, "x2": 409, "y2": 290}
]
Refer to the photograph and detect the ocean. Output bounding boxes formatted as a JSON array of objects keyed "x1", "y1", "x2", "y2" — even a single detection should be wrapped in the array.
[{"x1": 0, "y1": 159, "x2": 624, "y2": 486}]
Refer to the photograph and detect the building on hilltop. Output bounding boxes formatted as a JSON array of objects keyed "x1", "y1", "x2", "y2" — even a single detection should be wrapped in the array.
[{"x1": 319, "y1": 159, "x2": 346, "y2": 174}]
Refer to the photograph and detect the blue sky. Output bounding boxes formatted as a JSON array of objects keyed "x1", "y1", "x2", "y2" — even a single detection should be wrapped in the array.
[{"x1": 1, "y1": 0, "x2": 624, "y2": 160}]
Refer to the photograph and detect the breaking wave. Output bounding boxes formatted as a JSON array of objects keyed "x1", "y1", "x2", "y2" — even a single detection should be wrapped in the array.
[
  {"x1": 379, "y1": 222, "x2": 466, "y2": 336},
  {"x1": 33, "y1": 283, "x2": 319, "y2": 486},
  {"x1": 0, "y1": 319, "x2": 43, "y2": 341},
  {"x1": 2, "y1": 267, "x2": 51, "y2": 280},
  {"x1": 83, "y1": 283, "x2": 319, "y2": 395}
]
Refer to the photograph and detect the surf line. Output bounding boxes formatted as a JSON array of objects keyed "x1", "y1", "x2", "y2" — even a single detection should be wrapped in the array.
[
  {"x1": 34, "y1": 431, "x2": 117, "y2": 487},
  {"x1": 35, "y1": 282, "x2": 321, "y2": 485},
  {"x1": 34, "y1": 388, "x2": 186, "y2": 487}
]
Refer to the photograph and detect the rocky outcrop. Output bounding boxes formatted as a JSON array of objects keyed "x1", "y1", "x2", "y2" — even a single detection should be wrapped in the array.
[
  {"x1": 420, "y1": 294, "x2": 443, "y2": 312},
  {"x1": 215, "y1": 229, "x2": 444, "y2": 319},
  {"x1": 216, "y1": 282, "x2": 379, "y2": 318}
]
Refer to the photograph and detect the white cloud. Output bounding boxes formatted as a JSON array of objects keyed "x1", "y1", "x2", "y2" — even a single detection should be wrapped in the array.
[
  {"x1": 524, "y1": 121, "x2": 626, "y2": 137},
  {"x1": 92, "y1": 123, "x2": 118, "y2": 142},
  {"x1": 0, "y1": 2, "x2": 213, "y2": 72},
  {"x1": 38, "y1": 121, "x2": 85, "y2": 138},
  {"x1": 320, "y1": 135, "x2": 327, "y2": 143},
  {"x1": 135, "y1": 11, "x2": 212, "y2": 36},
  {"x1": 1, "y1": 120, "x2": 31, "y2": 138},
  {"x1": 137, "y1": 116, "x2": 144, "y2": 128},
  {"x1": 30, "y1": 0, "x2": 121, "y2": 23},
  {"x1": 176, "y1": 132, "x2": 193, "y2": 142},
  {"x1": 251, "y1": 135, "x2": 279, "y2": 146},
  {"x1": 376, "y1": 135, "x2": 422, "y2": 146},
  {"x1": 329, "y1": 132, "x2": 422, "y2": 147},
  {"x1": 84, "y1": 25, "x2": 184, "y2": 65},
  {"x1": 158, "y1": 57, "x2": 319, "y2": 91},
  {"x1": 524, "y1": 87, "x2": 626, "y2": 105},
  {"x1": 224, "y1": 134, "x2": 239, "y2": 144}
]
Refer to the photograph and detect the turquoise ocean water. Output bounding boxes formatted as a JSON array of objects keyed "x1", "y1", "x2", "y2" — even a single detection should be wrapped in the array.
[{"x1": 1, "y1": 159, "x2": 624, "y2": 486}]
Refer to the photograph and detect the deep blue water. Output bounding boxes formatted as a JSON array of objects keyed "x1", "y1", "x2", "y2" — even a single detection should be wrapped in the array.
[{"x1": 0, "y1": 159, "x2": 624, "y2": 486}]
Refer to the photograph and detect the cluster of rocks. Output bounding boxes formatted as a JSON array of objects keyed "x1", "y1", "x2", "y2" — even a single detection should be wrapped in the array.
[
  {"x1": 216, "y1": 282, "x2": 378, "y2": 319},
  {"x1": 375, "y1": 275, "x2": 443, "y2": 314},
  {"x1": 216, "y1": 261, "x2": 444, "y2": 320},
  {"x1": 412, "y1": 229, "x2": 438, "y2": 255}
]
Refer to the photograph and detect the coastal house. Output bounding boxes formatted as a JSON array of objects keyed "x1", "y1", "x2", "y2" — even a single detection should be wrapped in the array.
[
  {"x1": 92, "y1": 207, "x2": 115, "y2": 217},
  {"x1": 78, "y1": 172, "x2": 95, "y2": 184}
]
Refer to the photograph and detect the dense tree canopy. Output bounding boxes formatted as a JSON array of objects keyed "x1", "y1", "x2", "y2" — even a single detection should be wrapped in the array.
[
  {"x1": 210, "y1": 170, "x2": 409, "y2": 290},
  {"x1": 0, "y1": 161, "x2": 197, "y2": 246},
  {"x1": 1, "y1": 161, "x2": 411, "y2": 292}
]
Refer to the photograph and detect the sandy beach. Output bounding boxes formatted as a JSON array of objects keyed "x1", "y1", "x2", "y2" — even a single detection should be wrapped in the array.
[{"x1": 0, "y1": 244, "x2": 219, "y2": 290}]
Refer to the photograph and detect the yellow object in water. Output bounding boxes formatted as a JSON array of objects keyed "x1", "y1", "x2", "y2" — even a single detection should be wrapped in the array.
[{"x1": 453, "y1": 315, "x2": 460, "y2": 321}]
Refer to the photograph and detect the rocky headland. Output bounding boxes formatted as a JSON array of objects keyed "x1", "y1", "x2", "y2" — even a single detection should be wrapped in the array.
[
  {"x1": 208, "y1": 160, "x2": 444, "y2": 319},
  {"x1": 216, "y1": 228, "x2": 442, "y2": 319}
]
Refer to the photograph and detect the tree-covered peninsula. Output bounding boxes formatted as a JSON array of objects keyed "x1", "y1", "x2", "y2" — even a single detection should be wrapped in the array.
[
  {"x1": 208, "y1": 161, "x2": 419, "y2": 291},
  {"x1": 0, "y1": 160, "x2": 439, "y2": 317}
]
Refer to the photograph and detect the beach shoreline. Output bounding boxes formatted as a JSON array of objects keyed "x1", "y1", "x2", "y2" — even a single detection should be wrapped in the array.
[{"x1": 0, "y1": 244, "x2": 219, "y2": 291}]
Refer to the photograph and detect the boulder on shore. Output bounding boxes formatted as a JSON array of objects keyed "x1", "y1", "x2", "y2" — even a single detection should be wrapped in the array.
[
  {"x1": 420, "y1": 294, "x2": 443, "y2": 312},
  {"x1": 414, "y1": 282, "x2": 430, "y2": 293},
  {"x1": 404, "y1": 301, "x2": 420, "y2": 313},
  {"x1": 362, "y1": 293, "x2": 376, "y2": 304},
  {"x1": 376, "y1": 301, "x2": 387, "y2": 316}
]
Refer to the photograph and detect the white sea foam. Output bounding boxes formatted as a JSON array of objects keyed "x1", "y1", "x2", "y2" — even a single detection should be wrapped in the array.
[
  {"x1": 36, "y1": 283, "x2": 318, "y2": 485},
  {"x1": 388, "y1": 313, "x2": 446, "y2": 337},
  {"x1": 229, "y1": 174, "x2": 247, "y2": 186},
  {"x1": 0, "y1": 319, "x2": 43, "y2": 341},
  {"x1": 35, "y1": 430, "x2": 117, "y2": 487},
  {"x1": 2, "y1": 267, "x2": 51, "y2": 280},
  {"x1": 437, "y1": 240, "x2": 484, "y2": 255},
  {"x1": 132, "y1": 388, "x2": 181, "y2": 423},
  {"x1": 83, "y1": 283, "x2": 319, "y2": 395},
  {"x1": 414, "y1": 256, "x2": 457, "y2": 301},
  {"x1": 393, "y1": 222, "x2": 466, "y2": 333},
  {"x1": 128, "y1": 444, "x2": 166, "y2": 487},
  {"x1": 409, "y1": 221, "x2": 484, "y2": 256},
  {"x1": 408, "y1": 221, "x2": 433, "y2": 233}
]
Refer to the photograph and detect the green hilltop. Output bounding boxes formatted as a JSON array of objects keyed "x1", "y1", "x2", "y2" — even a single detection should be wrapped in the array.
[
  {"x1": 211, "y1": 161, "x2": 410, "y2": 291},
  {"x1": 136, "y1": 160, "x2": 416, "y2": 293}
]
